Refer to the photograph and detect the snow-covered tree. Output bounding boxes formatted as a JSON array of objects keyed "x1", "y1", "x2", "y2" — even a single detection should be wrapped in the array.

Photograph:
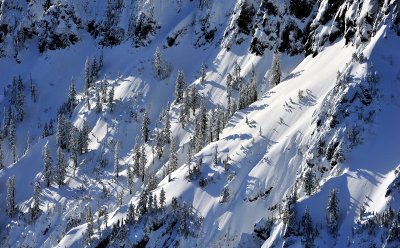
[
  {"x1": 269, "y1": 52, "x2": 281, "y2": 87},
  {"x1": 95, "y1": 87, "x2": 102, "y2": 113},
  {"x1": 86, "y1": 206, "x2": 94, "y2": 244},
  {"x1": 301, "y1": 207, "x2": 315, "y2": 248},
  {"x1": 153, "y1": 47, "x2": 162, "y2": 78},
  {"x1": 169, "y1": 138, "x2": 178, "y2": 175},
  {"x1": 137, "y1": 190, "x2": 148, "y2": 217},
  {"x1": 56, "y1": 147, "x2": 67, "y2": 186},
  {"x1": 200, "y1": 63, "x2": 207, "y2": 83},
  {"x1": 6, "y1": 175, "x2": 16, "y2": 217},
  {"x1": 43, "y1": 143, "x2": 52, "y2": 187},
  {"x1": 303, "y1": 169, "x2": 315, "y2": 196},
  {"x1": 78, "y1": 120, "x2": 90, "y2": 154},
  {"x1": 140, "y1": 145, "x2": 147, "y2": 182},
  {"x1": 127, "y1": 202, "x2": 135, "y2": 224},
  {"x1": 133, "y1": 136, "x2": 141, "y2": 177},
  {"x1": 174, "y1": 70, "x2": 186, "y2": 103},
  {"x1": 283, "y1": 191, "x2": 297, "y2": 237},
  {"x1": 159, "y1": 187, "x2": 166, "y2": 209},
  {"x1": 326, "y1": 188, "x2": 340, "y2": 237},
  {"x1": 56, "y1": 114, "x2": 68, "y2": 149},
  {"x1": 0, "y1": 145, "x2": 4, "y2": 169},
  {"x1": 108, "y1": 84, "x2": 115, "y2": 112},
  {"x1": 31, "y1": 181, "x2": 41, "y2": 221},
  {"x1": 127, "y1": 165, "x2": 134, "y2": 195},
  {"x1": 84, "y1": 58, "x2": 90, "y2": 95},
  {"x1": 114, "y1": 141, "x2": 120, "y2": 179},
  {"x1": 67, "y1": 77, "x2": 77, "y2": 113},
  {"x1": 141, "y1": 111, "x2": 151, "y2": 143}
]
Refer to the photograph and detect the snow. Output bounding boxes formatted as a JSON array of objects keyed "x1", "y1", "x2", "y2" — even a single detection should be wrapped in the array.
[{"x1": 0, "y1": 0, "x2": 399, "y2": 247}]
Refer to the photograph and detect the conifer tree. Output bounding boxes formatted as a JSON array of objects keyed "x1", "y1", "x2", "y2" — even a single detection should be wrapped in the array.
[
  {"x1": 326, "y1": 188, "x2": 340, "y2": 237},
  {"x1": 159, "y1": 187, "x2": 166, "y2": 209},
  {"x1": 43, "y1": 143, "x2": 52, "y2": 187},
  {"x1": 56, "y1": 147, "x2": 67, "y2": 186},
  {"x1": 108, "y1": 84, "x2": 115, "y2": 112},
  {"x1": 31, "y1": 180, "x2": 41, "y2": 221},
  {"x1": 301, "y1": 207, "x2": 314, "y2": 248},
  {"x1": 133, "y1": 136, "x2": 141, "y2": 177},
  {"x1": 84, "y1": 58, "x2": 90, "y2": 95},
  {"x1": 86, "y1": 206, "x2": 94, "y2": 244},
  {"x1": 269, "y1": 51, "x2": 281, "y2": 87},
  {"x1": 141, "y1": 111, "x2": 150, "y2": 143},
  {"x1": 0, "y1": 145, "x2": 4, "y2": 169},
  {"x1": 174, "y1": 70, "x2": 186, "y2": 103},
  {"x1": 140, "y1": 145, "x2": 147, "y2": 182},
  {"x1": 137, "y1": 190, "x2": 148, "y2": 217},
  {"x1": 6, "y1": 175, "x2": 16, "y2": 217},
  {"x1": 67, "y1": 77, "x2": 77, "y2": 114},
  {"x1": 127, "y1": 165, "x2": 134, "y2": 194},
  {"x1": 95, "y1": 87, "x2": 102, "y2": 113},
  {"x1": 127, "y1": 202, "x2": 135, "y2": 224},
  {"x1": 303, "y1": 169, "x2": 315, "y2": 196},
  {"x1": 200, "y1": 63, "x2": 206, "y2": 83},
  {"x1": 153, "y1": 47, "x2": 162, "y2": 79},
  {"x1": 155, "y1": 130, "x2": 163, "y2": 159},
  {"x1": 114, "y1": 141, "x2": 120, "y2": 179},
  {"x1": 169, "y1": 138, "x2": 178, "y2": 174}
]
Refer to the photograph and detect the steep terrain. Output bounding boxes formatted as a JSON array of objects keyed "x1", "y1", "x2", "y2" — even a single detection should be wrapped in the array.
[{"x1": 0, "y1": 0, "x2": 399, "y2": 247}]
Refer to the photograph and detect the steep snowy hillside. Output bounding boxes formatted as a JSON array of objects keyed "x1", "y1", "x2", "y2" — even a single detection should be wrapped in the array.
[{"x1": 0, "y1": 0, "x2": 399, "y2": 247}]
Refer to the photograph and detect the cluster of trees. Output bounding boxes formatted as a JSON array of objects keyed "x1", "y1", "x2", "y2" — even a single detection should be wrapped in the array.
[
  {"x1": 278, "y1": 188, "x2": 340, "y2": 247},
  {"x1": 88, "y1": 193, "x2": 201, "y2": 247},
  {"x1": 152, "y1": 47, "x2": 171, "y2": 80}
]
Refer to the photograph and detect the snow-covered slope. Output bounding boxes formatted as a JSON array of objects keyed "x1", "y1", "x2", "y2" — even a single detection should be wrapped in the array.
[{"x1": 0, "y1": 0, "x2": 399, "y2": 247}]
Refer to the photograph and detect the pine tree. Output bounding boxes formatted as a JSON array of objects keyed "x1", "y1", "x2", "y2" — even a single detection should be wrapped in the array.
[
  {"x1": 31, "y1": 181, "x2": 41, "y2": 221},
  {"x1": 174, "y1": 70, "x2": 186, "y2": 103},
  {"x1": 155, "y1": 130, "x2": 163, "y2": 159},
  {"x1": 29, "y1": 74, "x2": 38, "y2": 102},
  {"x1": 164, "y1": 113, "x2": 171, "y2": 144},
  {"x1": 43, "y1": 143, "x2": 52, "y2": 187},
  {"x1": 70, "y1": 127, "x2": 79, "y2": 174},
  {"x1": 283, "y1": 192, "x2": 297, "y2": 237},
  {"x1": 56, "y1": 147, "x2": 67, "y2": 186},
  {"x1": 78, "y1": 120, "x2": 90, "y2": 154},
  {"x1": 269, "y1": 51, "x2": 281, "y2": 87},
  {"x1": 6, "y1": 175, "x2": 16, "y2": 217},
  {"x1": 153, "y1": 47, "x2": 163, "y2": 79},
  {"x1": 114, "y1": 141, "x2": 120, "y2": 179},
  {"x1": 169, "y1": 138, "x2": 178, "y2": 174},
  {"x1": 108, "y1": 84, "x2": 115, "y2": 112},
  {"x1": 233, "y1": 61, "x2": 242, "y2": 89},
  {"x1": 56, "y1": 114, "x2": 67, "y2": 149},
  {"x1": 16, "y1": 82, "x2": 25, "y2": 122},
  {"x1": 303, "y1": 169, "x2": 315, "y2": 196},
  {"x1": 200, "y1": 63, "x2": 206, "y2": 83},
  {"x1": 140, "y1": 145, "x2": 147, "y2": 182},
  {"x1": 91, "y1": 56, "x2": 98, "y2": 85},
  {"x1": 95, "y1": 87, "x2": 102, "y2": 113},
  {"x1": 84, "y1": 58, "x2": 91, "y2": 95},
  {"x1": 301, "y1": 207, "x2": 314, "y2": 248},
  {"x1": 137, "y1": 190, "x2": 148, "y2": 217},
  {"x1": 67, "y1": 77, "x2": 77, "y2": 113},
  {"x1": 99, "y1": 50, "x2": 104, "y2": 71},
  {"x1": 133, "y1": 136, "x2": 141, "y2": 177},
  {"x1": 213, "y1": 145, "x2": 218, "y2": 165},
  {"x1": 190, "y1": 86, "x2": 199, "y2": 115},
  {"x1": 127, "y1": 165, "x2": 134, "y2": 195},
  {"x1": 127, "y1": 202, "x2": 135, "y2": 224},
  {"x1": 326, "y1": 188, "x2": 340, "y2": 237},
  {"x1": 141, "y1": 111, "x2": 151, "y2": 143},
  {"x1": 159, "y1": 187, "x2": 166, "y2": 209},
  {"x1": 9, "y1": 118, "x2": 17, "y2": 163},
  {"x1": 86, "y1": 206, "x2": 94, "y2": 244}
]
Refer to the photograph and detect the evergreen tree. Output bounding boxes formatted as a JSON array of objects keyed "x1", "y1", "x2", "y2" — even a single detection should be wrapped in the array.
[
  {"x1": 155, "y1": 129, "x2": 163, "y2": 159},
  {"x1": 137, "y1": 190, "x2": 148, "y2": 217},
  {"x1": 43, "y1": 143, "x2": 52, "y2": 187},
  {"x1": 174, "y1": 70, "x2": 186, "y2": 103},
  {"x1": 56, "y1": 114, "x2": 68, "y2": 149},
  {"x1": 159, "y1": 187, "x2": 166, "y2": 209},
  {"x1": 169, "y1": 138, "x2": 178, "y2": 174},
  {"x1": 78, "y1": 120, "x2": 90, "y2": 154},
  {"x1": 326, "y1": 188, "x2": 340, "y2": 237},
  {"x1": 303, "y1": 169, "x2": 315, "y2": 196},
  {"x1": 140, "y1": 145, "x2": 147, "y2": 182},
  {"x1": 91, "y1": 56, "x2": 98, "y2": 85},
  {"x1": 31, "y1": 181, "x2": 41, "y2": 221},
  {"x1": 86, "y1": 206, "x2": 94, "y2": 244},
  {"x1": 56, "y1": 147, "x2": 67, "y2": 186},
  {"x1": 127, "y1": 202, "x2": 135, "y2": 224},
  {"x1": 133, "y1": 136, "x2": 141, "y2": 177},
  {"x1": 127, "y1": 165, "x2": 134, "y2": 195},
  {"x1": 301, "y1": 207, "x2": 314, "y2": 248},
  {"x1": 283, "y1": 192, "x2": 297, "y2": 237},
  {"x1": 67, "y1": 77, "x2": 77, "y2": 113},
  {"x1": 200, "y1": 63, "x2": 206, "y2": 83},
  {"x1": 108, "y1": 84, "x2": 115, "y2": 112},
  {"x1": 95, "y1": 87, "x2": 102, "y2": 113},
  {"x1": 141, "y1": 111, "x2": 151, "y2": 143},
  {"x1": 233, "y1": 61, "x2": 242, "y2": 89},
  {"x1": 153, "y1": 47, "x2": 162, "y2": 79},
  {"x1": 164, "y1": 113, "x2": 171, "y2": 144},
  {"x1": 99, "y1": 50, "x2": 104, "y2": 71},
  {"x1": 190, "y1": 86, "x2": 199, "y2": 115},
  {"x1": 16, "y1": 82, "x2": 25, "y2": 122},
  {"x1": 114, "y1": 141, "x2": 120, "y2": 179},
  {"x1": 6, "y1": 175, "x2": 16, "y2": 217},
  {"x1": 269, "y1": 52, "x2": 281, "y2": 87},
  {"x1": 84, "y1": 58, "x2": 91, "y2": 95},
  {"x1": 29, "y1": 74, "x2": 38, "y2": 102},
  {"x1": 70, "y1": 127, "x2": 79, "y2": 174}
]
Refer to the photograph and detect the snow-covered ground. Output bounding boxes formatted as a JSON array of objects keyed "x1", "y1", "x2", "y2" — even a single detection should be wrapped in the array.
[{"x1": 0, "y1": 0, "x2": 399, "y2": 247}]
